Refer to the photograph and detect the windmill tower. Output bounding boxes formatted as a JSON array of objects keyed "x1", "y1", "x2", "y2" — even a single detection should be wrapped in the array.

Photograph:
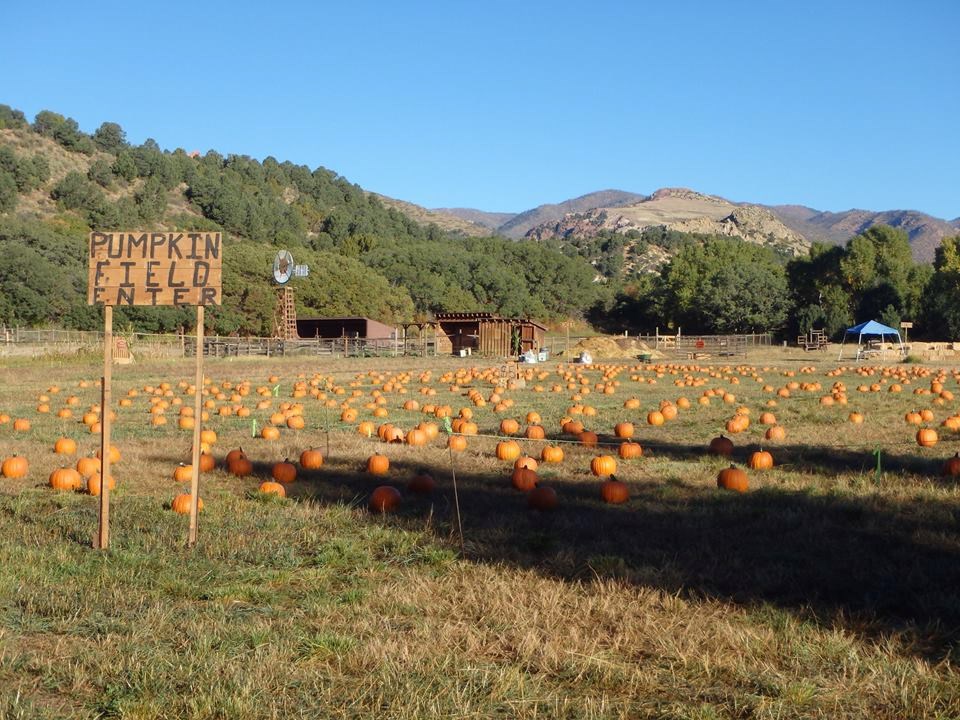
[{"x1": 271, "y1": 250, "x2": 308, "y2": 339}]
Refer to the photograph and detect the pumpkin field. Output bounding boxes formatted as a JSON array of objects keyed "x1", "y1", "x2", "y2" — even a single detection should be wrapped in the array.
[{"x1": 0, "y1": 351, "x2": 959, "y2": 719}]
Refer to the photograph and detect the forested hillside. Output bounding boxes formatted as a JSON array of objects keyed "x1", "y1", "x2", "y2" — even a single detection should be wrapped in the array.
[
  {"x1": 0, "y1": 105, "x2": 598, "y2": 335},
  {"x1": 1, "y1": 103, "x2": 959, "y2": 340}
]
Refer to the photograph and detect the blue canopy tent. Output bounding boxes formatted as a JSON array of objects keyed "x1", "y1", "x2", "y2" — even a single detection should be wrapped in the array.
[{"x1": 837, "y1": 320, "x2": 905, "y2": 361}]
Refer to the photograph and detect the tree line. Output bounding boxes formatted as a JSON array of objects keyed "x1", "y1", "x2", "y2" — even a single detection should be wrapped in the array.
[{"x1": 588, "y1": 224, "x2": 957, "y2": 340}]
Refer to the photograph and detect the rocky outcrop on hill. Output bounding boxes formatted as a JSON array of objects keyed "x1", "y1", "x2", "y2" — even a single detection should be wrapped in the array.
[
  {"x1": 526, "y1": 189, "x2": 810, "y2": 258},
  {"x1": 672, "y1": 206, "x2": 809, "y2": 255}
]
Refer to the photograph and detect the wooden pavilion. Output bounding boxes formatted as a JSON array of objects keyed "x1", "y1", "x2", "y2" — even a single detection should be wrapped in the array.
[{"x1": 435, "y1": 312, "x2": 547, "y2": 357}]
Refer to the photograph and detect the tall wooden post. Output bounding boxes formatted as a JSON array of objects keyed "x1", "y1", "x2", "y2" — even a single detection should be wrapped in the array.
[
  {"x1": 95, "y1": 305, "x2": 113, "y2": 550},
  {"x1": 188, "y1": 305, "x2": 204, "y2": 547}
]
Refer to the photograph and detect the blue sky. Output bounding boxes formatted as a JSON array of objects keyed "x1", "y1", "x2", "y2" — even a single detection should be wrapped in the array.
[{"x1": 5, "y1": 1, "x2": 958, "y2": 217}]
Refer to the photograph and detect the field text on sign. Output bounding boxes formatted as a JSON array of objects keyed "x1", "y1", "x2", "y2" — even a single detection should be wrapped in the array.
[{"x1": 88, "y1": 231, "x2": 223, "y2": 306}]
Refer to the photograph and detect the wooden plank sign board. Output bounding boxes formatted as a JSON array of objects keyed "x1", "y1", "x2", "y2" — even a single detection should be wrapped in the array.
[
  {"x1": 88, "y1": 231, "x2": 222, "y2": 306},
  {"x1": 87, "y1": 230, "x2": 222, "y2": 551}
]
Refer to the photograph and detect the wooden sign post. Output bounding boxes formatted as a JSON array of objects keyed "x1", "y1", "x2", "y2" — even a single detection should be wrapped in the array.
[
  {"x1": 96, "y1": 305, "x2": 112, "y2": 549},
  {"x1": 88, "y1": 231, "x2": 222, "y2": 549}
]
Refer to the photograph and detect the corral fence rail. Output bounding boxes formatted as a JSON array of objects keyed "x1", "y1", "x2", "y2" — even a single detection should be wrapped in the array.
[
  {"x1": 543, "y1": 331, "x2": 773, "y2": 358},
  {"x1": 3, "y1": 325, "x2": 773, "y2": 360},
  {"x1": 1, "y1": 325, "x2": 436, "y2": 359}
]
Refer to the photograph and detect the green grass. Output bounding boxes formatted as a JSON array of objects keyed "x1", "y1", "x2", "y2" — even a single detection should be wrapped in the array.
[{"x1": 0, "y1": 355, "x2": 958, "y2": 718}]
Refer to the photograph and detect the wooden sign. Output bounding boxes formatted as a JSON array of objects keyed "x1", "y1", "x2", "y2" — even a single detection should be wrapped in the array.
[
  {"x1": 900, "y1": 322, "x2": 913, "y2": 329},
  {"x1": 88, "y1": 231, "x2": 218, "y2": 552},
  {"x1": 497, "y1": 361, "x2": 519, "y2": 387},
  {"x1": 88, "y1": 231, "x2": 222, "y2": 306}
]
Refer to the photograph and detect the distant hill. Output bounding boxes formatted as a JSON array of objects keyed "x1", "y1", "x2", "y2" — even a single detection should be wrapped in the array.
[
  {"x1": 439, "y1": 190, "x2": 646, "y2": 238},
  {"x1": 433, "y1": 207, "x2": 515, "y2": 232},
  {"x1": 525, "y1": 188, "x2": 810, "y2": 269},
  {"x1": 496, "y1": 189, "x2": 647, "y2": 239},
  {"x1": 369, "y1": 194, "x2": 491, "y2": 237},
  {"x1": 426, "y1": 184, "x2": 957, "y2": 264},
  {"x1": 766, "y1": 205, "x2": 956, "y2": 262}
]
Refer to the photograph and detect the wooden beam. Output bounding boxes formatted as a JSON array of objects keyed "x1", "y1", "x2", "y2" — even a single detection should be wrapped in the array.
[
  {"x1": 95, "y1": 305, "x2": 113, "y2": 550},
  {"x1": 187, "y1": 305, "x2": 204, "y2": 547}
]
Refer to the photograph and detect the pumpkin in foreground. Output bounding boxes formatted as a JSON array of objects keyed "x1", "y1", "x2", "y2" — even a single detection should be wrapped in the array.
[
  {"x1": 171, "y1": 493, "x2": 203, "y2": 514},
  {"x1": 527, "y1": 485, "x2": 558, "y2": 511},
  {"x1": 369, "y1": 485, "x2": 402, "y2": 513},
  {"x1": 717, "y1": 465, "x2": 749, "y2": 493}
]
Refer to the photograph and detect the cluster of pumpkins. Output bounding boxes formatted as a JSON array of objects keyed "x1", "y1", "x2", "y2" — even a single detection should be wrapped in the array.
[{"x1": 3, "y1": 360, "x2": 959, "y2": 520}]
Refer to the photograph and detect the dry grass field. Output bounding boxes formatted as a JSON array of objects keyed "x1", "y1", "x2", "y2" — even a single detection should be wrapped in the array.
[{"x1": 0, "y1": 351, "x2": 958, "y2": 719}]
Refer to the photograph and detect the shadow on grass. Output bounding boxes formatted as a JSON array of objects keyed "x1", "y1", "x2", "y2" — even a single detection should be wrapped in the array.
[{"x1": 148, "y1": 439, "x2": 960, "y2": 662}]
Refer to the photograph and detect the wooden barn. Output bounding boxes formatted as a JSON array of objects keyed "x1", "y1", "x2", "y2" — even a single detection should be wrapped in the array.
[
  {"x1": 296, "y1": 316, "x2": 397, "y2": 340},
  {"x1": 435, "y1": 312, "x2": 547, "y2": 357}
]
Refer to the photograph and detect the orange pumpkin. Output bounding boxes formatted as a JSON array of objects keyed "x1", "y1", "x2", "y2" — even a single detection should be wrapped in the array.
[
  {"x1": 748, "y1": 450, "x2": 774, "y2": 470},
  {"x1": 708, "y1": 434, "x2": 734, "y2": 457},
  {"x1": 12, "y1": 418, "x2": 31, "y2": 432},
  {"x1": 173, "y1": 464, "x2": 193, "y2": 482},
  {"x1": 87, "y1": 472, "x2": 116, "y2": 496},
  {"x1": 406, "y1": 428, "x2": 428, "y2": 446},
  {"x1": 646, "y1": 411, "x2": 665, "y2": 426},
  {"x1": 765, "y1": 425, "x2": 786, "y2": 441},
  {"x1": 228, "y1": 454, "x2": 253, "y2": 478},
  {"x1": 514, "y1": 456, "x2": 539, "y2": 471},
  {"x1": 618, "y1": 442, "x2": 643, "y2": 459},
  {"x1": 367, "y1": 454, "x2": 390, "y2": 475},
  {"x1": 511, "y1": 467, "x2": 539, "y2": 492},
  {"x1": 524, "y1": 425, "x2": 546, "y2": 439},
  {"x1": 271, "y1": 461, "x2": 297, "y2": 483},
  {"x1": 942, "y1": 453, "x2": 960, "y2": 477},
  {"x1": 49, "y1": 467, "x2": 82, "y2": 491},
  {"x1": 1, "y1": 455, "x2": 29, "y2": 479},
  {"x1": 541, "y1": 445, "x2": 564, "y2": 464},
  {"x1": 260, "y1": 426, "x2": 281, "y2": 441},
  {"x1": 448, "y1": 435, "x2": 467, "y2": 452},
  {"x1": 717, "y1": 465, "x2": 749, "y2": 493},
  {"x1": 76, "y1": 456, "x2": 100, "y2": 478},
  {"x1": 369, "y1": 485, "x2": 402, "y2": 513},
  {"x1": 407, "y1": 471, "x2": 435, "y2": 494},
  {"x1": 600, "y1": 478, "x2": 629, "y2": 504},
  {"x1": 171, "y1": 493, "x2": 203, "y2": 514},
  {"x1": 495, "y1": 440, "x2": 521, "y2": 462},
  {"x1": 300, "y1": 448, "x2": 324, "y2": 470},
  {"x1": 199, "y1": 452, "x2": 216, "y2": 473},
  {"x1": 527, "y1": 485, "x2": 558, "y2": 511},
  {"x1": 499, "y1": 418, "x2": 520, "y2": 436},
  {"x1": 53, "y1": 437, "x2": 77, "y2": 455},
  {"x1": 614, "y1": 422, "x2": 634, "y2": 439},
  {"x1": 590, "y1": 455, "x2": 617, "y2": 477},
  {"x1": 96, "y1": 445, "x2": 122, "y2": 464},
  {"x1": 579, "y1": 431, "x2": 599, "y2": 448},
  {"x1": 916, "y1": 428, "x2": 938, "y2": 448},
  {"x1": 258, "y1": 481, "x2": 286, "y2": 497}
]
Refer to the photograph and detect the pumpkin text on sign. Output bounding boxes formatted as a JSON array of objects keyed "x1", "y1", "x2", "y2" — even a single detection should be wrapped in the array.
[{"x1": 87, "y1": 231, "x2": 223, "y2": 306}]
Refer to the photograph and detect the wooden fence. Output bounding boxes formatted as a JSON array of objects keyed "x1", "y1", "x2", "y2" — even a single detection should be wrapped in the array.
[{"x1": 2, "y1": 325, "x2": 774, "y2": 360}]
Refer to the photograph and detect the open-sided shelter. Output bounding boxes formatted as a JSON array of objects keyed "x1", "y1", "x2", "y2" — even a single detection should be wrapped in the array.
[
  {"x1": 296, "y1": 316, "x2": 396, "y2": 341},
  {"x1": 837, "y1": 320, "x2": 905, "y2": 361},
  {"x1": 435, "y1": 312, "x2": 547, "y2": 356}
]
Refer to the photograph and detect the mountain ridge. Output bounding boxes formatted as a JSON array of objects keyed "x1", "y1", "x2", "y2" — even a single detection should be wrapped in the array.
[{"x1": 430, "y1": 186, "x2": 956, "y2": 263}]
